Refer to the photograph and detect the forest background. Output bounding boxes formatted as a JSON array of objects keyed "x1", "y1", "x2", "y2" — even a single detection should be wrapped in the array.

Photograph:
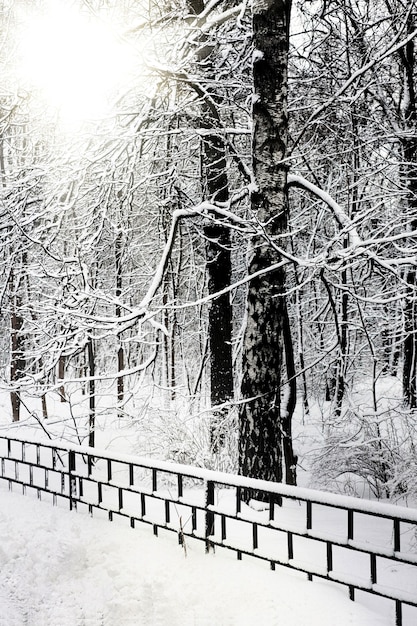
[{"x1": 1, "y1": 0, "x2": 417, "y2": 504}]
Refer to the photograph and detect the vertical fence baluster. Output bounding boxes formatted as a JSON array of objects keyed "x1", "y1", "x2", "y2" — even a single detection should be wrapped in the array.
[
  {"x1": 141, "y1": 493, "x2": 146, "y2": 518},
  {"x1": 287, "y1": 532, "x2": 293, "y2": 561},
  {"x1": 129, "y1": 464, "x2": 134, "y2": 487},
  {"x1": 394, "y1": 519, "x2": 401, "y2": 553},
  {"x1": 348, "y1": 509, "x2": 354, "y2": 541},
  {"x1": 395, "y1": 600, "x2": 402, "y2": 626},
  {"x1": 306, "y1": 501, "x2": 312, "y2": 530},
  {"x1": 118, "y1": 487, "x2": 123, "y2": 512},
  {"x1": 221, "y1": 515, "x2": 226, "y2": 542},
  {"x1": 370, "y1": 553, "x2": 377, "y2": 585},
  {"x1": 326, "y1": 542, "x2": 333, "y2": 574},
  {"x1": 236, "y1": 487, "x2": 241, "y2": 515},
  {"x1": 177, "y1": 474, "x2": 183, "y2": 499},
  {"x1": 68, "y1": 450, "x2": 76, "y2": 511},
  {"x1": 88, "y1": 455, "x2": 93, "y2": 477},
  {"x1": 165, "y1": 500, "x2": 170, "y2": 525},
  {"x1": 107, "y1": 459, "x2": 112, "y2": 482},
  {"x1": 152, "y1": 469, "x2": 157, "y2": 493},
  {"x1": 253, "y1": 523, "x2": 258, "y2": 551},
  {"x1": 205, "y1": 480, "x2": 215, "y2": 553},
  {"x1": 269, "y1": 493, "x2": 275, "y2": 522}
]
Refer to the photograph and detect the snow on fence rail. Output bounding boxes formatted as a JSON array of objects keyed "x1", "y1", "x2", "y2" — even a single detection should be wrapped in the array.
[{"x1": 0, "y1": 435, "x2": 416, "y2": 625}]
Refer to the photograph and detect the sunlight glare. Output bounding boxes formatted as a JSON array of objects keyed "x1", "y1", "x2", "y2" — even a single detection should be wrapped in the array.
[{"x1": 18, "y1": 1, "x2": 134, "y2": 123}]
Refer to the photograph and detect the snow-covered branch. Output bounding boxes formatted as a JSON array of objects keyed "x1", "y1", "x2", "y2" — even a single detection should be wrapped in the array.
[{"x1": 287, "y1": 174, "x2": 363, "y2": 248}]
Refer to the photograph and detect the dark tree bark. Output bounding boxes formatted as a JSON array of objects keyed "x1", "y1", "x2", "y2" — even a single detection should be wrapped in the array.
[
  {"x1": 58, "y1": 355, "x2": 66, "y2": 402},
  {"x1": 400, "y1": 13, "x2": 417, "y2": 408},
  {"x1": 188, "y1": 0, "x2": 234, "y2": 450},
  {"x1": 202, "y1": 131, "x2": 233, "y2": 450},
  {"x1": 115, "y1": 229, "x2": 125, "y2": 414},
  {"x1": 282, "y1": 302, "x2": 297, "y2": 485},
  {"x1": 87, "y1": 335, "x2": 95, "y2": 447},
  {"x1": 10, "y1": 269, "x2": 25, "y2": 422},
  {"x1": 239, "y1": 0, "x2": 295, "y2": 490},
  {"x1": 10, "y1": 308, "x2": 24, "y2": 422}
]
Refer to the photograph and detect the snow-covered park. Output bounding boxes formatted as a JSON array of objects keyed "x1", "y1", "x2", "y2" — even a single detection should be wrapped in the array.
[
  {"x1": 0, "y1": 485, "x2": 392, "y2": 626},
  {"x1": 0, "y1": 382, "x2": 416, "y2": 625}
]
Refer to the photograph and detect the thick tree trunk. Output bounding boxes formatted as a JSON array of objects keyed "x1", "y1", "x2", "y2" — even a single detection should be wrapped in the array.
[
  {"x1": 188, "y1": 0, "x2": 234, "y2": 450},
  {"x1": 239, "y1": 0, "x2": 293, "y2": 491},
  {"x1": 202, "y1": 138, "x2": 233, "y2": 450}
]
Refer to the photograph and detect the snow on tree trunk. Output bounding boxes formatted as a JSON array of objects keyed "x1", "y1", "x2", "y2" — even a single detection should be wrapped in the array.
[{"x1": 239, "y1": 0, "x2": 293, "y2": 490}]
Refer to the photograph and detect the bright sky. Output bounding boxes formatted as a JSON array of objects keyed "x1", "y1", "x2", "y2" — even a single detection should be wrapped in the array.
[{"x1": 16, "y1": 0, "x2": 135, "y2": 124}]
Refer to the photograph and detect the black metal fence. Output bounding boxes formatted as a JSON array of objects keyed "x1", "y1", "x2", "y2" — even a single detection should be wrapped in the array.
[{"x1": 1, "y1": 434, "x2": 417, "y2": 625}]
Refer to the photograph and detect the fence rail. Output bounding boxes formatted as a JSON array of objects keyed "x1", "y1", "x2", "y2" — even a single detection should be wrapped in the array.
[{"x1": 0, "y1": 435, "x2": 416, "y2": 625}]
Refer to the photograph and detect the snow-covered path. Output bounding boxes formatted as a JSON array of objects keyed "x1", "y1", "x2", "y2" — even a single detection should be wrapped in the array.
[{"x1": 0, "y1": 487, "x2": 391, "y2": 626}]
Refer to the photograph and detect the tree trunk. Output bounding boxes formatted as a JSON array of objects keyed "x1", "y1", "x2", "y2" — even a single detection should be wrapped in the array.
[
  {"x1": 87, "y1": 336, "x2": 95, "y2": 447},
  {"x1": 58, "y1": 355, "x2": 66, "y2": 401},
  {"x1": 282, "y1": 301, "x2": 297, "y2": 485},
  {"x1": 115, "y1": 229, "x2": 125, "y2": 415},
  {"x1": 400, "y1": 13, "x2": 417, "y2": 407},
  {"x1": 239, "y1": 0, "x2": 293, "y2": 492},
  {"x1": 10, "y1": 271, "x2": 25, "y2": 422},
  {"x1": 203, "y1": 180, "x2": 233, "y2": 451},
  {"x1": 188, "y1": 0, "x2": 234, "y2": 451}
]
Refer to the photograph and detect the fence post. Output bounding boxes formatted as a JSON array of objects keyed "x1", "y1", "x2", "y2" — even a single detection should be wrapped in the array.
[
  {"x1": 205, "y1": 480, "x2": 215, "y2": 553},
  {"x1": 68, "y1": 450, "x2": 76, "y2": 511}
]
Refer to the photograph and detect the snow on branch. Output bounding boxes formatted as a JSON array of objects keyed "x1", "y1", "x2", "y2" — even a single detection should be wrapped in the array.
[
  {"x1": 138, "y1": 201, "x2": 252, "y2": 312},
  {"x1": 287, "y1": 174, "x2": 362, "y2": 249},
  {"x1": 293, "y1": 25, "x2": 417, "y2": 147},
  {"x1": 287, "y1": 174, "x2": 417, "y2": 278},
  {"x1": 57, "y1": 200, "x2": 252, "y2": 332}
]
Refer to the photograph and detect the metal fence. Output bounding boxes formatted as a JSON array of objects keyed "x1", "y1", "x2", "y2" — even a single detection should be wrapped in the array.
[{"x1": 0, "y1": 434, "x2": 417, "y2": 625}]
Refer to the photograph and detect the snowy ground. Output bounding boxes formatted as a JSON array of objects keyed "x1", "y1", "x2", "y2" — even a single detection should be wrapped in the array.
[{"x1": 0, "y1": 485, "x2": 391, "y2": 626}]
